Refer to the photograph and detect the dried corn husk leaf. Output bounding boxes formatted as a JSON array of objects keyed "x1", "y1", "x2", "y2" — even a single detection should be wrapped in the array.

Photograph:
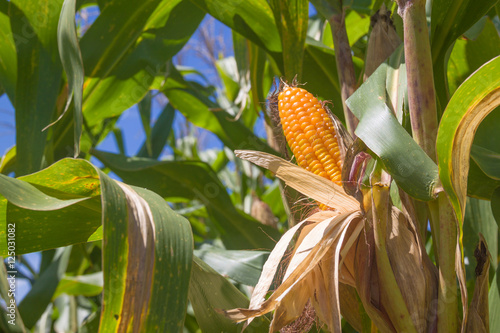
[
  {"x1": 338, "y1": 283, "x2": 364, "y2": 332},
  {"x1": 339, "y1": 219, "x2": 364, "y2": 286},
  {"x1": 306, "y1": 210, "x2": 342, "y2": 222},
  {"x1": 241, "y1": 218, "x2": 312, "y2": 324},
  {"x1": 339, "y1": 235, "x2": 357, "y2": 287},
  {"x1": 230, "y1": 210, "x2": 335, "y2": 327},
  {"x1": 327, "y1": 109, "x2": 353, "y2": 164},
  {"x1": 269, "y1": 277, "x2": 312, "y2": 332},
  {"x1": 364, "y1": 4, "x2": 402, "y2": 79},
  {"x1": 282, "y1": 212, "x2": 352, "y2": 282},
  {"x1": 310, "y1": 263, "x2": 331, "y2": 327},
  {"x1": 223, "y1": 211, "x2": 363, "y2": 332},
  {"x1": 235, "y1": 150, "x2": 359, "y2": 213},
  {"x1": 313, "y1": 245, "x2": 341, "y2": 331},
  {"x1": 285, "y1": 212, "x2": 363, "y2": 332},
  {"x1": 319, "y1": 215, "x2": 364, "y2": 332},
  {"x1": 387, "y1": 207, "x2": 438, "y2": 332},
  {"x1": 466, "y1": 235, "x2": 490, "y2": 333},
  {"x1": 398, "y1": 188, "x2": 428, "y2": 240},
  {"x1": 355, "y1": 225, "x2": 396, "y2": 333}
]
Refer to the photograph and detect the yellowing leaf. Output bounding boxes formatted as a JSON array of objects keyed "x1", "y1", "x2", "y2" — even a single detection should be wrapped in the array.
[{"x1": 437, "y1": 55, "x2": 500, "y2": 223}]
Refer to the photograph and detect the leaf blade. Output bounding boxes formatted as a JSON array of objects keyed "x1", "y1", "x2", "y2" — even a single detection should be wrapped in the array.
[
  {"x1": 346, "y1": 63, "x2": 439, "y2": 200},
  {"x1": 57, "y1": 0, "x2": 85, "y2": 157},
  {"x1": 91, "y1": 150, "x2": 281, "y2": 250},
  {"x1": 436, "y1": 56, "x2": 500, "y2": 222},
  {"x1": 10, "y1": 0, "x2": 63, "y2": 175}
]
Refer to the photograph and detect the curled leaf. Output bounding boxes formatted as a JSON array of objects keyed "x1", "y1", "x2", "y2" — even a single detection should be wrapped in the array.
[{"x1": 235, "y1": 150, "x2": 359, "y2": 213}]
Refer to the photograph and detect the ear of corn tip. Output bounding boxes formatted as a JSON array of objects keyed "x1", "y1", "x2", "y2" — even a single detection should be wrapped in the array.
[{"x1": 278, "y1": 86, "x2": 343, "y2": 191}]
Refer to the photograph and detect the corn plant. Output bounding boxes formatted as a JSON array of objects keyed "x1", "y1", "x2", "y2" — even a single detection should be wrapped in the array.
[{"x1": 0, "y1": 0, "x2": 499, "y2": 332}]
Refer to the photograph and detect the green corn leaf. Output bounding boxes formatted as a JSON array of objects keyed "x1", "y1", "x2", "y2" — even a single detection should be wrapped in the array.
[
  {"x1": 447, "y1": 18, "x2": 500, "y2": 96},
  {"x1": 0, "y1": 251, "x2": 25, "y2": 331},
  {"x1": 489, "y1": 254, "x2": 500, "y2": 332},
  {"x1": 431, "y1": 0, "x2": 498, "y2": 108},
  {"x1": 0, "y1": 157, "x2": 194, "y2": 331},
  {"x1": 53, "y1": 272, "x2": 103, "y2": 298},
  {"x1": 468, "y1": 158, "x2": 500, "y2": 200},
  {"x1": 163, "y1": 67, "x2": 277, "y2": 156},
  {"x1": 91, "y1": 150, "x2": 281, "y2": 250},
  {"x1": 270, "y1": 0, "x2": 308, "y2": 80},
  {"x1": 0, "y1": 0, "x2": 17, "y2": 103},
  {"x1": 462, "y1": 197, "x2": 498, "y2": 281},
  {"x1": 194, "y1": 245, "x2": 269, "y2": 286},
  {"x1": 189, "y1": 256, "x2": 269, "y2": 333},
  {"x1": 138, "y1": 91, "x2": 153, "y2": 157},
  {"x1": 52, "y1": 0, "x2": 203, "y2": 156},
  {"x1": 10, "y1": 0, "x2": 63, "y2": 175},
  {"x1": 471, "y1": 145, "x2": 500, "y2": 180},
  {"x1": 346, "y1": 62, "x2": 439, "y2": 201},
  {"x1": 97, "y1": 183, "x2": 193, "y2": 332},
  {"x1": 0, "y1": 159, "x2": 101, "y2": 255},
  {"x1": 55, "y1": 0, "x2": 84, "y2": 157},
  {"x1": 190, "y1": 0, "x2": 281, "y2": 54},
  {"x1": 136, "y1": 103, "x2": 176, "y2": 159}
]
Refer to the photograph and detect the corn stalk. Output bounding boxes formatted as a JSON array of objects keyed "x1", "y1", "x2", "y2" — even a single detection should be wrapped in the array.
[{"x1": 395, "y1": 0, "x2": 459, "y2": 331}]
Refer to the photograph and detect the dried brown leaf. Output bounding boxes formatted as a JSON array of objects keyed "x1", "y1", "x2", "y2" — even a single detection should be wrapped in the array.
[
  {"x1": 224, "y1": 211, "x2": 363, "y2": 332},
  {"x1": 338, "y1": 283, "x2": 364, "y2": 332},
  {"x1": 116, "y1": 182, "x2": 156, "y2": 331},
  {"x1": 244, "y1": 219, "x2": 311, "y2": 324},
  {"x1": 364, "y1": 4, "x2": 402, "y2": 79},
  {"x1": 270, "y1": 278, "x2": 312, "y2": 332},
  {"x1": 235, "y1": 150, "x2": 359, "y2": 213},
  {"x1": 466, "y1": 235, "x2": 490, "y2": 333},
  {"x1": 387, "y1": 207, "x2": 438, "y2": 332},
  {"x1": 230, "y1": 211, "x2": 336, "y2": 327},
  {"x1": 355, "y1": 225, "x2": 396, "y2": 333}
]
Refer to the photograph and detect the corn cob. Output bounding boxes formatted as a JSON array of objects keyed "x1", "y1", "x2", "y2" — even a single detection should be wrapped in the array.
[{"x1": 278, "y1": 86, "x2": 343, "y2": 187}]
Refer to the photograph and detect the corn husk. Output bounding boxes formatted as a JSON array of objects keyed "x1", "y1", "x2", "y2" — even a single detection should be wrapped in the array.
[
  {"x1": 355, "y1": 222, "x2": 397, "y2": 333},
  {"x1": 354, "y1": 185, "x2": 438, "y2": 333},
  {"x1": 387, "y1": 207, "x2": 438, "y2": 332},
  {"x1": 344, "y1": 164, "x2": 436, "y2": 333},
  {"x1": 338, "y1": 283, "x2": 364, "y2": 332},
  {"x1": 235, "y1": 150, "x2": 359, "y2": 213},
  {"x1": 466, "y1": 235, "x2": 490, "y2": 333},
  {"x1": 222, "y1": 210, "x2": 363, "y2": 332},
  {"x1": 364, "y1": 4, "x2": 402, "y2": 79},
  {"x1": 227, "y1": 150, "x2": 439, "y2": 333}
]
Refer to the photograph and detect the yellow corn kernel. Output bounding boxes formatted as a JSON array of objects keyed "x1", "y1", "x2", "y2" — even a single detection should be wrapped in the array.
[{"x1": 278, "y1": 86, "x2": 342, "y2": 187}]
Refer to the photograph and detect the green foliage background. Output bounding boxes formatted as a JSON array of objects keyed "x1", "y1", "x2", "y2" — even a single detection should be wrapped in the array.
[{"x1": 0, "y1": 0, "x2": 499, "y2": 331}]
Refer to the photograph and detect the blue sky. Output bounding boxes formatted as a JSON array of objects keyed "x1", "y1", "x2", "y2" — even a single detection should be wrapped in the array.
[{"x1": 0, "y1": 95, "x2": 14, "y2": 156}]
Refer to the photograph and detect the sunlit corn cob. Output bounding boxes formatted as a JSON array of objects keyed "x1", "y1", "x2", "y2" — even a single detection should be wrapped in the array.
[{"x1": 278, "y1": 86, "x2": 343, "y2": 187}]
